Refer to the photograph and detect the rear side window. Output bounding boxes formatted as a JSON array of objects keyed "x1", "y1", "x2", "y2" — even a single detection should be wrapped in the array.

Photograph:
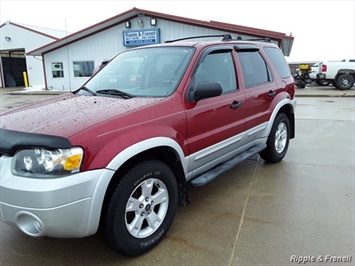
[
  {"x1": 264, "y1": 47, "x2": 291, "y2": 78},
  {"x1": 238, "y1": 51, "x2": 271, "y2": 88}
]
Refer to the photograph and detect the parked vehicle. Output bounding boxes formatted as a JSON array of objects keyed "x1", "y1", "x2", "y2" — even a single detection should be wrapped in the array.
[
  {"x1": 293, "y1": 68, "x2": 306, "y2": 88},
  {"x1": 309, "y1": 61, "x2": 330, "y2": 86},
  {"x1": 319, "y1": 59, "x2": 355, "y2": 90},
  {"x1": 0, "y1": 35, "x2": 296, "y2": 256},
  {"x1": 293, "y1": 64, "x2": 315, "y2": 88}
]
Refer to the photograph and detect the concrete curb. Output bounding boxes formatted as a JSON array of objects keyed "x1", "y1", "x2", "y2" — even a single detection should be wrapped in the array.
[
  {"x1": 295, "y1": 88, "x2": 355, "y2": 97},
  {"x1": 296, "y1": 93, "x2": 355, "y2": 97}
]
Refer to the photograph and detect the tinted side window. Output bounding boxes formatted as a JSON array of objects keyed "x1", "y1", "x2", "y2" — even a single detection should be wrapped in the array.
[
  {"x1": 238, "y1": 51, "x2": 271, "y2": 88},
  {"x1": 264, "y1": 47, "x2": 291, "y2": 78},
  {"x1": 194, "y1": 52, "x2": 237, "y2": 93}
]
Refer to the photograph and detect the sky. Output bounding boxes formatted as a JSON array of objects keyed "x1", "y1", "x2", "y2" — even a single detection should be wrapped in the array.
[{"x1": 0, "y1": 0, "x2": 354, "y2": 62}]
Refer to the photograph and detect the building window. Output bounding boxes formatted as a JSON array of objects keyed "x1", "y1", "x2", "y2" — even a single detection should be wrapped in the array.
[
  {"x1": 1, "y1": 50, "x2": 25, "y2": 58},
  {"x1": 73, "y1": 61, "x2": 94, "y2": 77},
  {"x1": 52, "y1": 62, "x2": 64, "y2": 78}
]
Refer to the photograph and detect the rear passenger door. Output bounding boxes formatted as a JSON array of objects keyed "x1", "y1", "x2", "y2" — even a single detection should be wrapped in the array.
[
  {"x1": 185, "y1": 46, "x2": 246, "y2": 175},
  {"x1": 235, "y1": 45, "x2": 279, "y2": 133}
]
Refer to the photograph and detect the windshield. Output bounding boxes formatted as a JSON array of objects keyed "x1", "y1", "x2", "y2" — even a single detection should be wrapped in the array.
[{"x1": 83, "y1": 47, "x2": 194, "y2": 98}]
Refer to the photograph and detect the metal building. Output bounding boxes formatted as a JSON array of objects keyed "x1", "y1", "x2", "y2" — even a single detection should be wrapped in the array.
[
  {"x1": 28, "y1": 8, "x2": 294, "y2": 91},
  {"x1": 0, "y1": 21, "x2": 67, "y2": 88}
]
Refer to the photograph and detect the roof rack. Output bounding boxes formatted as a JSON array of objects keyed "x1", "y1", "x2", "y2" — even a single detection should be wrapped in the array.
[
  {"x1": 164, "y1": 34, "x2": 272, "y2": 43},
  {"x1": 236, "y1": 36, "x2": 272, "y2": 43},
  {"x1": 165, "y1": 34, "x2": 232, "y2": 43}
]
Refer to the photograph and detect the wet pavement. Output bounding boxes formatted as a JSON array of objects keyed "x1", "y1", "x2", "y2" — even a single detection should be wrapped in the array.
[
  {"x1": 0, "y1": 86, "x2": 354, "y2": 265},
  {"x1": 0, "y1": 87, "x2": 57, "y2": 113}
]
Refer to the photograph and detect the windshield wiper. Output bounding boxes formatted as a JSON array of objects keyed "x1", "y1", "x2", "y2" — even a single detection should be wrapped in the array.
[
  {"x1": 96, "y1": 89, "x2": 134, "y2": 99},
  {"x1": 75, "y1": 87, "x2": 97, "y2": 96}
]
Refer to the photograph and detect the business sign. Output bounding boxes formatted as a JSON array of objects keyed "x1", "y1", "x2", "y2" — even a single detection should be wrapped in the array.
[{"x1": 123, "y1": 29, "x2": 161, "y2": 47}]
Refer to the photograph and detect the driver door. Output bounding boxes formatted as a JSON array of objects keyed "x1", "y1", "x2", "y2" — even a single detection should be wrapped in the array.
[{"x1": 184, "y1": 47, "x2": 246, "y2": 177}]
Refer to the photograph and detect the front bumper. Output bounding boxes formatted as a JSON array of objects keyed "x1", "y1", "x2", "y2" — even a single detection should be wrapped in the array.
[{"x1": 0, "y1": 155, "x2": 114, "y2": 238}]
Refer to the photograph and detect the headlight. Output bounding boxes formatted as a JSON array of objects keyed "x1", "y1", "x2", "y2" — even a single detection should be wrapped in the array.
[{"x1": 11, "y1": 147, "x2": 84, "y2": 178}]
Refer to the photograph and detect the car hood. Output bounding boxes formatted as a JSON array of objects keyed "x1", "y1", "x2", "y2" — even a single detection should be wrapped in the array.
[{"x1": 0, "y1": 93, "x2": 164, "y2": 138}]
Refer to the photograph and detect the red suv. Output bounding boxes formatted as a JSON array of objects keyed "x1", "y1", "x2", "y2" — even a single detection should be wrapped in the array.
[{"x1": 0, "y1": 35, "x2": 296, "y2": 256}]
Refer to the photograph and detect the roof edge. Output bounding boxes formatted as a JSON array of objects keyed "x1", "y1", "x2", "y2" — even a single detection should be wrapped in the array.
[
  {"x1": 27, "y1": 7, "x2": 294, "y2": 56},
  {"x1": 0, "y1": 21, "x2": 61, "y2": 40}
]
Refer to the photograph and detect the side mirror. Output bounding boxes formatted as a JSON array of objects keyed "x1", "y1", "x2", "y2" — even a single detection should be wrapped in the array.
[{"x1": 193, "y1": 81, "x2": 223, "y2": 101}]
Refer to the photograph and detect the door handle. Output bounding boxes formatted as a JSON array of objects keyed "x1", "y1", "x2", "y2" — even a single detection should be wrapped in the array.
[
  {"x1": 268, "y1": 90, "x2": 276, "y2": 97},
  {"x1": 230, "y1": 101, "x2": 243, "y2": 110}
]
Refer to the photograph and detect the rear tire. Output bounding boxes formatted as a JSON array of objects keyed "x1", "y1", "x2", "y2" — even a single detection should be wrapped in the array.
[
  {"x1": 101, "y1": 160, "x2": 178, "y2": 256},
  {"x1": 260, "y1": 113, "x2": 290, "y2": 163},
  {"x1": 335, "y1": 74, "x2": 354, "y2": 90}
]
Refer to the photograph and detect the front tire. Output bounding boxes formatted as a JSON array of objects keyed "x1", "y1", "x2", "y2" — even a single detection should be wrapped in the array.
[
  {"x1": 101, "y1": 160, "x2": 178, "y2": 256},
  {"x1": 260, "y1": 113, "x2": 290, "y2": 163}
]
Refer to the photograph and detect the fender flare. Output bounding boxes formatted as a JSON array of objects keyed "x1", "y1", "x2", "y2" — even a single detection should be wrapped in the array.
[
  {"x1": 105, "y1": 137, "x2": 188, "y2": 174},
  {"x1": 265, "y1": 98, "x2": 296, "y2": 137},
  {"x1": 337, "y1": 69, "x2": 355, "y2": 75},
  {"x1": 86, "y1": 137, "x2": 188, "y2": 235}
]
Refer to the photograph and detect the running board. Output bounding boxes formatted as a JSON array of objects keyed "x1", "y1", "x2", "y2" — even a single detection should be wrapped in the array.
[{"x1": 190, "y1": 144, "x2": 266, "y2": 187}]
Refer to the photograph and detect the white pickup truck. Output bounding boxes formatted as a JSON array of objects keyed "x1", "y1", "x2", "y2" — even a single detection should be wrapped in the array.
[
  {"x1": 318, "y1": 59, "x2": 355, "y2": 90},
  {"x1": 309, "y1": 62, "x2": 330, "y2": 86}
]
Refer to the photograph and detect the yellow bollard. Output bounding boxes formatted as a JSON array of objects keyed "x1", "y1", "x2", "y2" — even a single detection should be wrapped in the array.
[{"x1": 23, "y1": 71, "x2": 29, "y2": 88}]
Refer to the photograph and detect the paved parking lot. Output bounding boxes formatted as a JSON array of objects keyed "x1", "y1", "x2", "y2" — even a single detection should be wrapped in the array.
[{"x1": 0, "y1": 86, "x2": 354, "y2": 265}]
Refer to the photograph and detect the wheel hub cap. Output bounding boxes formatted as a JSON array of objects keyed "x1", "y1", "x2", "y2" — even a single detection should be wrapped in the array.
[
  {"x1": 342, "y1": 79, "x2": 349, "y2": 86},
  {"x1": 275, "y1": 122, "x2": 287, "y2": 153},
  {"x1": 125, "y1": 178, "x2": 169, "y2": 238},
  {"x1": 145, "y1": 204, "x2": 151, "y2": 212}
]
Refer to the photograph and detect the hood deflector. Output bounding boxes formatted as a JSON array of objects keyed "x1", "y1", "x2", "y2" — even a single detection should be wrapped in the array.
[{"x1": 0, "y1": 128, "x2": 71, "y2": 156}]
